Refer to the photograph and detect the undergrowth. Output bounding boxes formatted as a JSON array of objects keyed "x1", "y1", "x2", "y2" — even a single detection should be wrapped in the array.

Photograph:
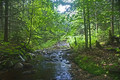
[
  {"x1": 0, "y1": 42, "x2": 34, "y2": 69},
  {"x1": 74, "y1": 55, "x2": 106, "y2": 75},
  {"x1": 74, "y1": 53, "x2": 120, "y2": 80}
]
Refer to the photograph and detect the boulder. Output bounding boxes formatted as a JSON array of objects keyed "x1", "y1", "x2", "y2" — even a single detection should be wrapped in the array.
[
  {"x1": 52, "y1": 58, "x2": 59, "y2": 62},
  {"x1": 50, "y1": 53, "x2": 57, "y2": 59},
  {"x1": 14, "y1": 63, "x2": 23, "y2": 69},
  {"x1": 23, "y1": 63, "x2": 33, "y2": 69}
]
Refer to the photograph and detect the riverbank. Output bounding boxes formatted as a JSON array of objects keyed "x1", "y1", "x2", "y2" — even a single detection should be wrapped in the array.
[
  {"x1": 0, "y1": 48, "x2": 73, "y2": 80},
  {"x1": 68, "y1": 48, "x2": 120, "y2": 80},
  {"x1": 1, "y1": 41, "x2": 120, "y2": 80}
]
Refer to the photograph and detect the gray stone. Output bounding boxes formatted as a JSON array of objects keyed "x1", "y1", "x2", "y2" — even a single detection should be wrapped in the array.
[
  {"x1": 14, "y1": 63, "x2": 23, "y2": 69},
  {"x1": 23, "y1": 63, "x2": 33, "y2": 69}
]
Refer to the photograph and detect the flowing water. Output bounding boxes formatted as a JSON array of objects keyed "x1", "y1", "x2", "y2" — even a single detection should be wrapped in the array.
[
  {"x1": 0, "y1": 49, "x2": 73, "y2": 80},
  {"x1": 43, "y1": 50, "x2": 72, "y2": 80}
]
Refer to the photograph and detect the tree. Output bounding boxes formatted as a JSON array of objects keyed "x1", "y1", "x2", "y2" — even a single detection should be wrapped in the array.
[
  {"x1": 4, "y1": 0, "x2": 9, "y2": 42},
  {"x1": 87, "y1": 1, "x2": 91, "y2": 48},
  {"x1": 0, "y1": 0, "x2": 3, "y2": 31},
  {"x1": 111, "y1": 0, "x2": 114, "y2": 36},
  {"x1": 83, "y1": 0, "x2": 88, "y2": 49}
]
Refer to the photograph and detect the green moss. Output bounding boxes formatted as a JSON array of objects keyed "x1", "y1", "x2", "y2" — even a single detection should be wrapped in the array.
[
  {"x1": 74, "y1": 55, "x2": 106, "y2": 75},
  {"x1": 0, "y1": 42, "x2": 35, "y2": 69}
]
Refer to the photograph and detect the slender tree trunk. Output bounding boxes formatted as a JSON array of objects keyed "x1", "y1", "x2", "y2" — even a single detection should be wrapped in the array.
[
  {"x1": 117, "y1": 20, "x2": 119, "y2": 37},
  {"x1": 87, "y1": 4, "x2": 91, "y2": 48},
  {"x1": 22, "y1": 0, "x2": 25, "y2": 18},
  {"x1": 118, "y1": 0, "x2": 120, "y2": 12},
  {"x1": 4, "y1": 0, "x2": 9, "y2": 42},
  {"x1": 111, "y1": 0, "x2": 114, "y2": 36},
  {"x1": 118, "y1": 15, "x2": 120, "y2": 37},
  {"x1": 27, "y1": 0, "x2": 33, "y2": 45},
  {"x1": 0, "y1": 0, "x2": 3, "y2": 32},
  {"x1": 0, "y1": 0, "x2": 2, "y2": 29},
  {"x1": 9, "y1": 2, "x2": 11, "y2": 39},
  {"x1": 83, "y1": 1, "x2": 88, "y2": 49},
  {"x1": 0, "y1": 0, "x2": 2, "y2": 18},
  {"x1": 74, "y1": 37, "x2": 77, "y2": 46},
  {"x1": 95, "y1": 13, "x2": 98, "y2": 33},
  {"x1": 95, "y1": 1, "x2": 98, "y2": 34},
  {"x1": 118, "y1": 1, "x2": 120, "y2": 37}
]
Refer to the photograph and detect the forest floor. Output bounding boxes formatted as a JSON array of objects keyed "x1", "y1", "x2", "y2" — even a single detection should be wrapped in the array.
[
  {"x1": 68, "y1": 46, "x2": 120, "y2": 80},
  {"x1": 51, "y1": 42, "x2": 120, "y2": 80},
  {"x1": 0, "y1": 42, "x2": 120, "y2": 80}
]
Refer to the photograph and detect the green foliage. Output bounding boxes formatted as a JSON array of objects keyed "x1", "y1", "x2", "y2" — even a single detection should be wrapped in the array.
[
  {"x1": 17, "y1": 0, "x2": 68, "y2": 49},
  {"x1": 97, "y1": 29, "x2": 109, "y2": 42},
  {"x1": 41, "y1": 39, "x2": 57, "y2": 49},
  {"x1": 75, "y1": 55, "x2": 106, "y2": 75},
  {"x1": 115, "y1": 48, "x2": 120, "y2": 52},
  {"x1": 106, "y1": 47, "x2": 120, "y2": 53},
  {"x1": 67, "y1": 36, "x2": 85, "y2": 51},
  {"x1": 74, "y1": 53, "x2": 120, "y2": 79},
  {"x1": 91, "y1": 34, "x2": 97, "y2": 46},
  {"x1": 0, "y1": 42, "x2": 35, "y2": 69}
]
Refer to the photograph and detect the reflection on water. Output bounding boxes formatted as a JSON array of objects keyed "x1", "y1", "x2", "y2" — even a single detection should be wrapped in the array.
[
  {"x1": 0, "y1": 50, "x2": 72, "y2": 80},
  {"x1": 44, "y1": 50, "x2": 72, "y2": 80}
]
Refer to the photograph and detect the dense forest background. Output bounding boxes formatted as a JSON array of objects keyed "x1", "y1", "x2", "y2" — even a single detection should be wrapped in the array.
[
  {"x1": 0, "y1": 0, "x2": 120, "y2": 49},
  {"x1": 0, "y1": 0, "x2": 120, "y2": 79}
]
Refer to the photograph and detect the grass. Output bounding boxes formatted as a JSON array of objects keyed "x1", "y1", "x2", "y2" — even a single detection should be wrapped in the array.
[
  {"x1": 40, "y1": 39, "x2": 57, "y2": 49},
  {"x1": 74, "y1": 55, "x2": 106, "y2": 75},
  {"x1": 73, "y1": 48, "x2": 120, "y2": 80}
]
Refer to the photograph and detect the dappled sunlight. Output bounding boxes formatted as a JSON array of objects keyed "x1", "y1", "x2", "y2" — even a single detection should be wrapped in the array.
[{"x1": 0, "y1": 0, "x2": 120, "y2": 80}]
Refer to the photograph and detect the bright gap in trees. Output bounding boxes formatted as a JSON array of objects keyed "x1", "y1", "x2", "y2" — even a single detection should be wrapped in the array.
[
  {"x1": 57, "y1": 4, "x2": 70, "y2": 13},
  {"x1": 52, "y1": 0, "x2": 74, "y2": 13}
]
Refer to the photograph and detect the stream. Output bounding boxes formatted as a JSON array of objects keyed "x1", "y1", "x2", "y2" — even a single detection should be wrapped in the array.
[
  {"x1": 41, "y1": 49, "x2": 72, "y2": 80},
  {"x1": 0, "y1": 49, "x2": 73, "y2": 80}
]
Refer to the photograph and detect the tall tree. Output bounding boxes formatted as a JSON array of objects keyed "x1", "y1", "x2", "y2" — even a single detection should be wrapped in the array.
[
  {"x1": 111, "y1": 0, "x2": 114, "y2": 36},
  {"x1": 87, "y1": 1, "x2": 91, "y2": 48},
  {"x1": 0, "y1": 0, "x2": 3, "y2": 31},
  {"x1": 83, "y1": 0, "x2": 88, "y2": 48},
  {"x1": 95, "y1": 1, "x2": 98, "y2": 34},
  {"x1": 27, "y1": 0, "x2": 33, "y2": 45},
  {"x1": 4, "y1": 0, "x2": 9, "y2": 42}
]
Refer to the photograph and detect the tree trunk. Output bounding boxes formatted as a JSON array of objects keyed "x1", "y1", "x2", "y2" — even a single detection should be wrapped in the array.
[
  {"x1": 111, "y1": 0, "x2": 114, "y2": 36},
  {"x1": 4, "y1": 0, "x2": 9, "y2": 42},
  {"x1": 74, "y1": 37, "x2": 77, "y2": 46},
  {"x1": 118, "y1": 0, "x2": 120, "y2": 12},
  {"x1": 95, "y1": 1, "x2": 98, "y2": 34},
  {"x1": 87, "y1": 4, "x2": 91, "y2": 48},
  {"x1": 118, "y1": 15, "x2": 120, "y2": 37},
  {"x1": 27, "y1": 0, "x2": 33, "y2": 45},
  {"x1": 95, "y1": 13, "x2": 98, "y2": 33},
  {"x1": 0, "y1": 0, "x2": 3, "y2": 32},
  {"x1": 0, "y1": 0, "x2": 2, "y2": 19},
  {"x1": 83, "y1": 1, "x2": 88, "y2": 49},
  {"x1": 118, "y1": 2, "x2": 120, "y2": 37},
  {"x1": 0, "y1": 0, "x2": 2, "y2": 18}
]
